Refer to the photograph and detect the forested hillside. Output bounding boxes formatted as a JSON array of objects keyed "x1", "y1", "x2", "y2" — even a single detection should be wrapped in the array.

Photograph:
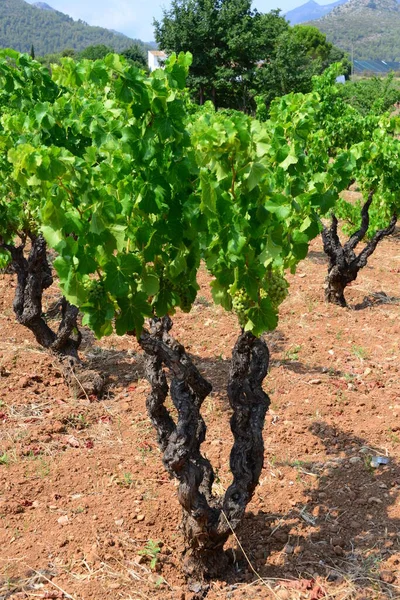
[
  {"x1": 0, "y1": 0, "x2": 150, "y2": 54},
  {"x1": 309, "y1": 0, "x2": 400, "y2": 60}
]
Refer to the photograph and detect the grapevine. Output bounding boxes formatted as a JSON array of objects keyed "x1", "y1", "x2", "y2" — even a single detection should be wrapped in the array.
[{"x1": 1, "y1": 49, "x2": 397, "y2": 592}]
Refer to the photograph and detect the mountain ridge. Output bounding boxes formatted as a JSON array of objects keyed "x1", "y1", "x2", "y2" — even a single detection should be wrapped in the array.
[
  {"x1": 0, "y1": 0, "x2": 151, "y2": 56},
  {"x1": 308, "y1": 0, "x2": 400, "y2": 60},
  {"x1": 32, "y1": 2, "x2": 55, "y2": 10},
  {"x1": 285, "y1": 0, "x2": 348, "y2": 25}
]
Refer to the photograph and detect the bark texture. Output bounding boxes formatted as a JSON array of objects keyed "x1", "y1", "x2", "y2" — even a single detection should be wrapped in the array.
[
  {"x1": 322, "y1": 193, "x2": 397, "y2": 307},
  {"x1": 2, "y1": 235, "x2": 103, "y2": 397},
  {"x1": 138, "y1": 317, "x2": 270, "y2": 590}
]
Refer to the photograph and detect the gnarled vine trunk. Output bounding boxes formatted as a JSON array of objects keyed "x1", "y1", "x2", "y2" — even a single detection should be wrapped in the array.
[
  {"x1": 1, "y1": 234, "x2": 104, "y2": 397},
  {"x1": 322, "y1": 192, "x2": 397, "y2": 307},
  {"x1": 138, "y1": 317, "x2": 270, "y2": 593}
]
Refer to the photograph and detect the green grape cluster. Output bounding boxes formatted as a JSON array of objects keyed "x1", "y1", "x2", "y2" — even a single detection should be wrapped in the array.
[
  {"x1": 161, "y1": 277, "x2": 173, "y2": 292},
  {"x1": 27, "y1": 218, "x2": 39, "y2": 235},
  {"x1": 230, "y1": 287, "x2": 250, "y2": 325},
  {"x1": 173, "y1": 281, "x2": 193, "y2": 312},
  {"x1": 85, "y1": 279, "x2": 105, "y2": 302},
  {"x1": 262, "y1": 271, "x2": 288, "y2": 309},
  {"x1": 156, "y1": 268, "x2": 172, "y2": 294}
]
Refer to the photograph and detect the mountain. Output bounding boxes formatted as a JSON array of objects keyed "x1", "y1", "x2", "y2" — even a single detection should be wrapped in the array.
[
  {"x1": 285, "y1": 0, "x2": 348, "y2": 25},
  {"x1": 32, "y1": 2, "x2": 55, "y2": 10},
  {"x1": 308, "y1": 0, "x2": 400, "y2": 60},
  {"x1": 0, "y1": 0, "x2": 151, "y2": 56}
]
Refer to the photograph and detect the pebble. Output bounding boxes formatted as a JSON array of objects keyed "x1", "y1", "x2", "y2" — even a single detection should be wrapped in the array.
[
  {"x1": 333, "y1": 545, "x2": 344, "y2": 556},
  {"x1": 349, "y1": 520, "x2": 360, "y2": 529},
  {"x1": 137, "y1": 514, "x2": 145, "y2": 521},
  {"x1": 274, "y1": 530, "x2": 288, "y2": 543},
  {"x1": 331, "y1": 536, "x2": 343, "y2": 547},
  {"x1": 148, "y1": 574, "x2": 164, "y2": 586},
  {"x1": 135, "y1": 554, "x2": 146, "y2": 564},
  {"x1": 323, "y1": 469, "x2": 334, "y2": 477},
  {"x1": 108, "y1": 582, "x2": 122, "y2": 590},
  {"x1": 380, "y1": 570, "x2": 396, "y2": 584},
  {"x1": 349, "y1": 456, "x2": 362, "y2": 465},
  {"x1": 57, "y1": 515, "x2": 69, "y2": 525},
  {"x1": 283, "y1": 543, "x2": 294, "y2": 554},
  {"x1": 368, "y1": 497, "x2": 383, "y2": 505},
  {"x1": 355, "y1": 498, "x2": 367, "y2": 505},
  {"x1": 52, "y1": 421, "x2": 65, "y2": 434}
]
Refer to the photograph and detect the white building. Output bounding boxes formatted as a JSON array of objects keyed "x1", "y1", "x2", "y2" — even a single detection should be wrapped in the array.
[{"x1": 148, "y1": 50, "x2": 167, "y2": 72}]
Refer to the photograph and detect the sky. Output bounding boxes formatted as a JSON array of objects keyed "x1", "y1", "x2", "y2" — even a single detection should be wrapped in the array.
[{"x1": 27, "y1": 0, "x2": 335, "y2": 42}]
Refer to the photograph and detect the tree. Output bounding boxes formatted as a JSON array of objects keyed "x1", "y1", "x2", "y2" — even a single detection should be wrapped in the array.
[
  {"x1": 254, "y1": 26, "x2": 351, "y2": 113},
  {"x1": 254, "y1": 31, "x2": 316, "y2": 108},
  {"x1": 61, "y1": 48, "x2": 76, "y2": 58},
  {"x1": 154, "y1": 0, "x2": 288, "y2": 110},
  {"x1": 120, "y1": 43, "x2": 147, "y2": 69},
  {"x1": 291, "y1": 26, "x2": 351, "y2": 77},
  {"x1": 154, "y1": 0, "x2": 218, "y2": 105},
  {"x1": 154, "y1": 3, "x2": 349, "y2": 113},
  {"x1": 78, "y1": 44, "x2": 114, "y2": 60}
]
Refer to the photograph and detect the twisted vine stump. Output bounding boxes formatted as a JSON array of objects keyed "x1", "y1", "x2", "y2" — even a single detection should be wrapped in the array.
[
  {"x1": 139, "y1": 317, "x2": 270, "y2": 594},
  {"x1": 322, "y1": 192, "x2": 397, "y2": 307},
  {"x1": 1, "y1": 234, "x2": 104, "y2": 397}
]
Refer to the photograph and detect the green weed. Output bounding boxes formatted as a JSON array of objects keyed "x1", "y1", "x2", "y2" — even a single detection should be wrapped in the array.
[
  {"x1": 0, "y1": 452, "x2": 9, "y2": 465},
  {"x1": 283, "y1": 345, "x2": 301, "y2": 361},
  {"x1": 352, "y1": 344, "x2": 368, "y2": 360},
  {"x1": 139, "y1": 539, "x2": 162, "y2": 570},
  {"x1": 117, "y1": 472, "x2": 134, "y2": 487}
]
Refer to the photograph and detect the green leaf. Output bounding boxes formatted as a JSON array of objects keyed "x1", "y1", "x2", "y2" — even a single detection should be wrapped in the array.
[
  {"x1": 115, "y1": 292, "x2": 152, "y2": 336},
  {"x1": 259, "y1": 238, "x2": 282, "y2": 266},
  {"x1": 41, "y1": 226, "x2": 65, "y2": 251},
  {"x1": 210, "y1": 279, "x2": 231, "y2": 311},
  {"x1": 168, "y1": 252, "x2": 187, "y2": 279},
  {"x1": 245, "y1": 298, "x2": 278, "y2": 336},
  {"x1": 200, "y1": 171, "x2": 217, "y2": 215},
  {"x1": 63, "y1": 270, "x2": 86, "y2": 306},
  {"x1": 140, "y1": 273, "x2": 160, "y2": 296},
  {"x1": 247, "y1": 162, "x2": 266, "y2": 191},
  {"x1": 104, "y1": 258, "x2": 130, "y2": 297},
  {"x1": 264, "y1": 198, "x2": 291, "y2": 220},
  {"x1": 280, "y1": 150, "x2": 298, "y2": 171}
]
